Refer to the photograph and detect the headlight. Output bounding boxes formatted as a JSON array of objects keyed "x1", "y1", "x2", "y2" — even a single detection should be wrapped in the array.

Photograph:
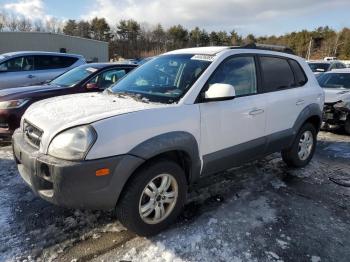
[
  {"x1": 0, "y1": 99, "x2": 29, "y2": 109},
  {"x1": 48, "y1": 125, "x2": 97, "y2": 160},
  {"x1": 334, "y1": 100, "x2": 350, "y2": 110}
]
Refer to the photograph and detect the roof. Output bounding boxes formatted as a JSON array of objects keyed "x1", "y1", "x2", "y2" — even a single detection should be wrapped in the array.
[
  {"x1": 80, "y1": 62, "x2": 138, "y2": 69},
  {"x1": 165, "y1": 46, "x2": 230, "y2": 55},
  {"x1": 308, "y1": 60, "x2": 336, "y2": 64},
  {"x1": 324, "y1": 68, "x2": 350, "y2": 73},
  {"x1": 164, "y1": 44, "x2": 296, "y2": 57},
  {"x1": 1, "y1": 51, "x2": 84, "y2": 58}
]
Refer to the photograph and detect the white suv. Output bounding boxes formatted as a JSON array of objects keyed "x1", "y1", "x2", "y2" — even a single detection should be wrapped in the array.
[{"x1": 13, "y1": 45, "x2": 324, "y2": 235}]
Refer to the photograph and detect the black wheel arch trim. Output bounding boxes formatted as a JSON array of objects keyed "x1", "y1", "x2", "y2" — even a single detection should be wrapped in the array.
[
  {"x1": 293, "y1": 103, "x2": 322, "y2": 133},
  {"x1": 128, "y1": 131, "x2": 201, "y2": 183}
]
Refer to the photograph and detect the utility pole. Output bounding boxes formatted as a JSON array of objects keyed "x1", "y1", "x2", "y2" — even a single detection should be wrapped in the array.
[
  {"x1": 333, "y1": 33, "x2": 340, "y2": 56},
  {"x1": 307, "y1": 38, "x2": 313, "y2": 60}
]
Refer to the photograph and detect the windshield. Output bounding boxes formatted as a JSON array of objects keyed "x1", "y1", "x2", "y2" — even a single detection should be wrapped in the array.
[
  {"x1": 317, "y1": 73, "x2": 350, "y2": 89},
  {"x1": 308, "y1": 63, "x2": 330, "y2": 72},
  {"x1": 50, "y1": 65, "x2": 98, "y2": 87},
  {"x1": 109, "y1": 54, "x2": 212, "y2": 103}
]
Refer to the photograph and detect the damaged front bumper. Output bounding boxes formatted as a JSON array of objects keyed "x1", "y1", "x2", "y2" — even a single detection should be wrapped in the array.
[
  {"x1": 322, "y1": 101, "x2": 350, "y2": 126},
  {"x1": 12, "y1": 129, "x2": 144, "y2": 210}
]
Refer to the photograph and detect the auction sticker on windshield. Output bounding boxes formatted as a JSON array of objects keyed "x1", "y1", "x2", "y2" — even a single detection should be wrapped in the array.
[
  {"x1": 86, "y1": 67, "x2": 98, "y2": 73},
  {"x1": 191, "y1": 54, "x2": 216, "y2": 62}
]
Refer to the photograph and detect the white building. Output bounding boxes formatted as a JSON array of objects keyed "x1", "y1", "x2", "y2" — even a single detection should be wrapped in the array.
[{"x1": 0, "y1": 32, "x2": 108, "y2": 62}]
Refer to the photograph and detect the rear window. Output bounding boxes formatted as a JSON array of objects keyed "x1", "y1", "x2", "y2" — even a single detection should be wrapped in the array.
[
  {"x1": 289, "y1": 59, "x2": 307, "y2": 86},
  {"x1": 34, "y1": 55, "x2": 78, "y2": 70},
  {"x1": 260, "y1": 56, "x2": 295, "y2": 92}
]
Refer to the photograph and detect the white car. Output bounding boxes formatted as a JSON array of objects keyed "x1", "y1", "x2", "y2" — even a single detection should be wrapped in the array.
[
  {"x1": 0, "y1": 51, "x2": 86, "y2": 89},
  {"x1": 307, "y1": 60, "x2": 346, "y2": 75},
  {"x1": 13, "y1": 45, "x2": 324, "y2": 235},
  {"x1": 317, "y1": 69, "x2": 350, "y2": 134}
]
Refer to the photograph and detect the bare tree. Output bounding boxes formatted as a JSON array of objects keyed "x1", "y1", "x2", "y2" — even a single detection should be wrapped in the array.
[
  {"x1": 33, "y1": 19, "x2": 44, "y2": 32},
  {"x1": 0, "y1": 12, "x2": 7, "y2": 32},
  {"x1": 17, "y1": 18, "x2": 32, "y2": 32},
  {"x1": 6, "y1": 14, "x2": 18, "y2": 32},
  {"x1": 46, "y1": 17, "x2": 62, "y2": 33}
]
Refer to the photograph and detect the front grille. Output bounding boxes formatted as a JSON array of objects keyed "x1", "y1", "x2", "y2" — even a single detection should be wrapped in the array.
[
  {"x1": 23, "y1": 120, "x2": 43, "y2": 148},
  {"x1": 0, "y1": 117, "x2": 9, "y2": 129}
]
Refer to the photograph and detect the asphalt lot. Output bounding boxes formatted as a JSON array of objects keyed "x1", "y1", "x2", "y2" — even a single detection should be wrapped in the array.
[{"x1": 0, "y1": 131, "x2": 349, "y2": 262}]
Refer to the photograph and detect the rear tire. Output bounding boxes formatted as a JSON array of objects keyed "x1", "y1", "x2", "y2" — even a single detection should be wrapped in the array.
[
  {"x1": 282, "y1": 123, "x2": 317, "y2": 168},
  {"x1": 115, "y1": 159, "x2": 187, "y2": 236},
  {"x1": 345, "y1": 117, "x2": 350, "y2": 135}
]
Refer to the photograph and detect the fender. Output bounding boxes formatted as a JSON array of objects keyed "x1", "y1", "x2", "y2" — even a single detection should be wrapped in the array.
[
  {"x1": 292, "y1": 103, "x2": 322, "y2": 134},
  {"x1": 129, "y1": 131, "x2": 202, "y2": 183},
  {"x1": 285, "y1": 103, "x2": 322, "y2": 148}
]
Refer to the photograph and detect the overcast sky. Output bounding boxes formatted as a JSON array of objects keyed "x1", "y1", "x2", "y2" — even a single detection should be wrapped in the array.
[{"x1": 0, "y1": 0, "x2": 349, "y2": 36}]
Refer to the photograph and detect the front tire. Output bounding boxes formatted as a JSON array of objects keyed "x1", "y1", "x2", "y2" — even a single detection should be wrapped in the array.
[
  {"x1": 282, "y1": 123, "x2": 317, "y2": 167},
  {"x1": 115, "y1": 159, "x2": 187, "y2": 236}
]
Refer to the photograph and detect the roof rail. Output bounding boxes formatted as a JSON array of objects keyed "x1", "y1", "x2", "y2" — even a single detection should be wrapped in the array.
[{"x1": 232, "y1": 43, "x2": 295, "y2": 55}]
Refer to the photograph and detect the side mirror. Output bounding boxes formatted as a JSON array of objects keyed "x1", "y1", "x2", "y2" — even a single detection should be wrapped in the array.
[
  {"x1": 86, "y1": 83, "x2": 98, "y2": 90},
  {"x1": 204, "y1": 83, "x2": 236, "y2": 101}
]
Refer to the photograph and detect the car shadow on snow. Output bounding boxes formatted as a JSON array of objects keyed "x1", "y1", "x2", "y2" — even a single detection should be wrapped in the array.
[{"x1": 2, "y1": 133, "x2": 350, "y2": 261}]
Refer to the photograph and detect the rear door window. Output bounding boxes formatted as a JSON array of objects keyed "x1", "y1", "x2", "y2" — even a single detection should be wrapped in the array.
[
  {"x1": 0, "y1": 56, "x2": 34, "y2": 72},
  {"x1": 260, "y1": 56, "x2": 295, "y2": 92},
  {"x1": 34, "y1": 55, "x2": 78, "y2": 70}
]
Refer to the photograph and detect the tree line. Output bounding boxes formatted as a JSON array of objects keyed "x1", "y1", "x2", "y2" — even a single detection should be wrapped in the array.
[{"x1": 1, "y1": 11, "x2": 350, "y2": 60}]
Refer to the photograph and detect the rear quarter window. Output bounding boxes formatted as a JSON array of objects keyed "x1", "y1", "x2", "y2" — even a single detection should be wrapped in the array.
[
  {"x1": 289, "y1": 59, "x2": 307, "y2": 86},
  {"x1": 260, "y1": 56, "x2": 295, "y2": 92}
]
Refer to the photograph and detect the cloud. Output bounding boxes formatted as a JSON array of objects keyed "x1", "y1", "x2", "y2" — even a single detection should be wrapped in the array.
[
  {"x1": 3, "y1": 0, "x2": 46, "y2": 20},
  {"x1": 82, "y1": 0, "x2": 350, "y2": 35}
]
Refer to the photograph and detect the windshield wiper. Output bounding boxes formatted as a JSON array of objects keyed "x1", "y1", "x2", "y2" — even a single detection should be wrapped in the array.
[{"x1": 111, "y1": 91, "x2": 150, "y2": 103}]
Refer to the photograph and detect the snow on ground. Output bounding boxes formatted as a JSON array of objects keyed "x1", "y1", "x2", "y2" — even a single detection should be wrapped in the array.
[{"x1": 0, "y1": 131, "x2": 349, "y2": 262}]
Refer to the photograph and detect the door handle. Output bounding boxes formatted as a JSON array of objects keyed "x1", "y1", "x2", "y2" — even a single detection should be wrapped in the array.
[
  {"x1": 296, "y1": 99, "x2": 305, "y2": 106},
  {"x1": 249, "y1": 108, "x2": 264, "y2": 116},
  {"x1": 27, "y1": 74, "x2": 36, "y2": 79}
]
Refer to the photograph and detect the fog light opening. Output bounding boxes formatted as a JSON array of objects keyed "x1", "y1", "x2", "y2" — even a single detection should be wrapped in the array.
[{"x1": 41, "y1": 164, "x2": 51, "y2": 180}]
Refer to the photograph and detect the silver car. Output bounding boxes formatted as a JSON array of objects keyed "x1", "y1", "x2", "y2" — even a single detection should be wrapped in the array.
[{"x1": 0, "y1": 51, "x2": 86, "y2": 89}]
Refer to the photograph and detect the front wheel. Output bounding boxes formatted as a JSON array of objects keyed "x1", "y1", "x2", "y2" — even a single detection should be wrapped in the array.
[
  {"x1": 282, "y1": 123, "x2": 317, "y2": 167},
  {"x1": 115, "y1": 159, "x2": 187, "y2": 236}
]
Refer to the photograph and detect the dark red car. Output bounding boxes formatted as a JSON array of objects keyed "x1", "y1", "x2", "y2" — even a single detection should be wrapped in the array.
[{"x1": 0, "y1": 63, "x2": 137, "y2": 141}]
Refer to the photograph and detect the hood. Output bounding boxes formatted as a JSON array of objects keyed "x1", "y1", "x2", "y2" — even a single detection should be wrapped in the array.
[
  {"x1": 23, "y1": 92, "x2": 165, "y2": 151},
  {"x1": 323, "y1": 88, "x2": 350, "y2": 103},
  {"x1": 0, "y1": 84, "x2": 64, "y2": 99}
]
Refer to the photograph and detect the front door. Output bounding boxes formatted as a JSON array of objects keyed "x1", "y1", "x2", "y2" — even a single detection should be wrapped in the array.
[{"x1": 199, "y1": 55, "x2": 267, "y2": 175}]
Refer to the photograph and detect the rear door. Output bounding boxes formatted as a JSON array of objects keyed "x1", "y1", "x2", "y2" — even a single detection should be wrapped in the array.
[
  {"x1": 258, "y1": 55, "x2": 309, "y2": 152},
  {"x1": 33, "y1": 55, "x2": 79, "y2": 84},
  {"x1": 0, "y1": 55, "x2": 35, "y2": 89},
  {"x1": 199, "y1": 55, "x2": 267, "y2": 175}
]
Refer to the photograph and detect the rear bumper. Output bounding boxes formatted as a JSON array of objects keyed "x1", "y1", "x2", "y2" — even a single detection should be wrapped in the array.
[{"x1": 13, "y1": 130, "x2": 144, "y2": 210}]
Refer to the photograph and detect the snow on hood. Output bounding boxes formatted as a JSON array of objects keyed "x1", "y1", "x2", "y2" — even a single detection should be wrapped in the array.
[
  {"x1": 23, "y1": 92, "x2": 165, "y2": 151},
  {"x1": 323, "y1": 88, "x2": 350, "y2": 103}
]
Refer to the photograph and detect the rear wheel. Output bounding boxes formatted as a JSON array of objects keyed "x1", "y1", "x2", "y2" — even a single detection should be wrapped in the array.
[
  {"x1": 115, "y1": 159, "x2": 187, "y2": 236},
  {"x1": 345, "y1": 117, "x2": 350, "y2": 135},
  {"x1": 282, "y1": 123, "x2": 317, "y2": 167}
]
